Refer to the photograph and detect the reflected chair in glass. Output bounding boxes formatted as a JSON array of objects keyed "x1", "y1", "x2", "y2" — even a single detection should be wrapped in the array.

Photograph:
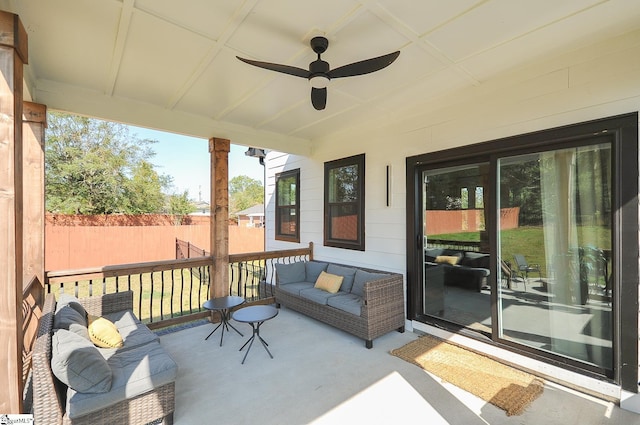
[{"x1": 513, "y1": 254, "x2": 542, "y2": 291}]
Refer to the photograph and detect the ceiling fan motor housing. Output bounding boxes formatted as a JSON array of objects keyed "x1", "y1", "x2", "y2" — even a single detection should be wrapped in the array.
[{"x1": 309, "y1": 59, "x2": 330, "y2": 78}]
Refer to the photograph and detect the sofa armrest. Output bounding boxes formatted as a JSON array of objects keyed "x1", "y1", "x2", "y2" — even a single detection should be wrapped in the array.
[
  {"x1": 80, "y1": 291, "x2": 134, "y2": 316},
  {"x1": 361, "y1": 274, "x2": 404, "y2": 309}
]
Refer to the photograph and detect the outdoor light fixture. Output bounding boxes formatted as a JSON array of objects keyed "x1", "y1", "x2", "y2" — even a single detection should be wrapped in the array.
[{"x1": 245, "y1": 147, "x2": 267, "y2": 165}]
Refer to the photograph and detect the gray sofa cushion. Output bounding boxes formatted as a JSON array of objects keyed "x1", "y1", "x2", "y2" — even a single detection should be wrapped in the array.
[
  {"x1": 51, "y1": 329, "x2": 113, "y2": 394},
  {"x1": 54, "y1": 305, "x2": 90, "y2": 340},
  {"x1": 351, "y1": 269, "x2": 388, "y2": 297},
  {"x1": 459, "y1": 252, "x2": 490, "y2": 269},
  {"x1": 327, "y1": 264, "x2": 357, "y2": 293},
  {"x1": 305, "y1": 261, "x2": 328, "y2": 282},
  {"x1": 99, "y1": 310, "x2": 160, "y2": 358},
  {"x1": 299, "y1": 288, "x2": 343, "y2": 305},
  {"x1": 56, "y1": 293, "x2": 88, "y2": 318},
  {"x1": 327, "y1": 293, "x2": 363, "y2": 316},
  {"x1": 278, "y1": 282, "x2": 314, "y2": 296},
  {"x1": 275, "y1": 262, "x2": 306, "y2": 284},
  {"x1": 66, "y1": 341, "x2": 178, "y2": 419}
]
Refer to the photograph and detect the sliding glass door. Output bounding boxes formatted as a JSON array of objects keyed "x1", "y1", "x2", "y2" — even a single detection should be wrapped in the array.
[
  {"x1": 421, "y1": 163, "x2": 491, "y2": 334},
  {"x1": 408, "y1": 113, "x2": 637, "y2": 387},
  {"x1": 497, "y1": 143, "x2": 613, "y2": 370}
]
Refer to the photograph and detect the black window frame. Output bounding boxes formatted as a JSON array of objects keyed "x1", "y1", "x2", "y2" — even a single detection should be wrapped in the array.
[
  {"x1": 324, "y1": 153, "x2": 365, "y2": 251},
  {"x1": 275, "y1": 168, "x2": 300, "y2": 243}
]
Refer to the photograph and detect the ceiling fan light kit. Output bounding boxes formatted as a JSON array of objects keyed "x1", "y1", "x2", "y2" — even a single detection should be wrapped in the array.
[
  {"x1": 309, "y1": 75, "x2": 329, "y2": 89},
  {"x1": 237, "y1": 36, "x2": 400, "y2": 110}
]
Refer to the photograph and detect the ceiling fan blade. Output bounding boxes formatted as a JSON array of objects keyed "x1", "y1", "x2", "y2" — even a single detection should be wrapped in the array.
[
  {"x1": 328, "y1": 51, "x2": 400, "y2": 79},
  {"x1": 311, "y1": 87, "x2": 327, "y2": 110},
  {"x1": 236, "y1": 56, "x2": 310, "y2": 78}
]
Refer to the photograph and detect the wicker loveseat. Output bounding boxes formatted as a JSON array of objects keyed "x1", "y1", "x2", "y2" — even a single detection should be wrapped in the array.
[
  {"x1": 271, "y1": 260, "x2": 405, "y2": 348},
  {"x1": 32, "y1": 291, "x2": 177, "y2": 425}
]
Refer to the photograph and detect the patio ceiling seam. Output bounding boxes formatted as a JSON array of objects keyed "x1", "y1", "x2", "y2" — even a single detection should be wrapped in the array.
[
  {"x1": 105, "y1": 0, "x2": 134, "y2": 96},
  {"x1": 164, "y1": 0, "x2": 260, "y2": 110}
]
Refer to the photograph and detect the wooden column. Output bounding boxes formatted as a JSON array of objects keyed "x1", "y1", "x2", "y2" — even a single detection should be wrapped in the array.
[
  {"x1": 22, "y1": 102, "x2": 46, "y2": 288},
  {"x1": 209, "y1": 138, "x2": 230, "y2": 299},
  {"x1": 0, "y1": 10, "x2": 28, "y2": 413}
]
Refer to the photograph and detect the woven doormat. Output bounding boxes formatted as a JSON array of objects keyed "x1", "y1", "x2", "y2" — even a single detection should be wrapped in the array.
[{"x1": 391, "y1": 335, "x2": 544, "y2": 416}]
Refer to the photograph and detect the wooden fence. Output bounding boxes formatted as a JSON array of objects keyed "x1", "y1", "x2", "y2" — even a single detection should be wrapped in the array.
[{"x1": 45, "y1": 218, "x2": 264, "y2": 270}]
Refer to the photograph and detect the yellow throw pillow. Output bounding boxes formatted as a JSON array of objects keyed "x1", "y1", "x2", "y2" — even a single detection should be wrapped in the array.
[
  {"x1": 434, "y1": 255, "x2": 460, "y2": 266},
  {"x1": 88, "y1": 315, "x2": 123, "y2": 348},
  {"x1": 314, "y1": 271, "x2": 344, "y2": 294}
]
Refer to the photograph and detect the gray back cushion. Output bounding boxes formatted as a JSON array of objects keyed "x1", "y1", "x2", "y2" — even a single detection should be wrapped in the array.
[
  {"x1": 351, "y1": 269, "x2": 387, "y2": 297},
  {"x1": 327, "y1": 264, "x2": 357, "y2": 293},
  {"x1": 54, "y1": 305, "x2": 90, "y2": 340},
  {"x1": 305, "y1": 261, "x2": 329, "y2": 283},
  {"x1": 56, "y1": 293, "x2": 87, "y2": 318},
  {"x1": 275, "y1": 262, "x2": 306, "y2": 284},
  {"x1": 51, "y1": 329, "x2": 113, "y2": 393}
]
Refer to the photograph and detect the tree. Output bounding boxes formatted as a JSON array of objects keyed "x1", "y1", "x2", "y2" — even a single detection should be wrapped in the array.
[
  {"x1": 45, "y1": 112, "x2": 171, "y2": 214},
  {"x1": 229, "y1": 175, "x2": 264, "y2": 212},
  {"x1": 126, "y1": 160, "x2": 171, "y2": 213},
  {"x1": 167, "y1": 191, "x2": 196, "y2": 216}
]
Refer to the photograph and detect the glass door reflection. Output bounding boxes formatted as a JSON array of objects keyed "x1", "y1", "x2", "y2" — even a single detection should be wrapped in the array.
[
  {"x1": 497, "y1": 143, "x2": 613, "y2": 370},
  {"x1": 422, "y1": 163, "x2": 491, "y2": 334}
]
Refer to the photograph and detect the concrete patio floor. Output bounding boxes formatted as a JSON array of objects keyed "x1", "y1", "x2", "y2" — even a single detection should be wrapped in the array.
[{"x1": 159, "y1": 306, "x2": 640, "y2": 425}]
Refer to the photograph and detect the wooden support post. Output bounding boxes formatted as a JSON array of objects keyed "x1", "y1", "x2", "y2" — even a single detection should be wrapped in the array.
[
  {"x1": 209, "y1": 138, "x2": 230, "y2": 300},
  {"x1": 22, "y1": 102, "x2": 46, "y2": 289},
  {"x1": 0, "y1": 10, "x2": 28, "y2": 414}
]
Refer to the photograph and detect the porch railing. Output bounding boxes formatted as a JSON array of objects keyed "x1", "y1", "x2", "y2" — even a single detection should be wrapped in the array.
[
  {"x1": 44, "y1": 243, "x2": 313, "y2": 330},
  {"x1": 229, "y1": 242, "x2": 313, "y2": 301},
  {"x1": 45, "y1": 257, "x2": 213, "y2": 329},
  {"x1": 426, "y1": 238, "x2": 482, "y2": 252}
]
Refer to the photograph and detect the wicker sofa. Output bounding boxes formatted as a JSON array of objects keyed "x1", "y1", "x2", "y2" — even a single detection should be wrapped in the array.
[
  {"x1": 271, "y1": 260, "x2": 405, "y2": 348},
  {"x1": 424, "y1": 248, "x2": 490, "y2": 292},
  {"x1": 33, "y1": 291, "x2": 177, "y2": 425}
]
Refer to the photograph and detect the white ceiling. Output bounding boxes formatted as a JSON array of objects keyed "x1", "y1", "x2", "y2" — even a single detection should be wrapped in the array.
[{"x1": 3, "y1": 0, "x2": 640, "y2": 153}]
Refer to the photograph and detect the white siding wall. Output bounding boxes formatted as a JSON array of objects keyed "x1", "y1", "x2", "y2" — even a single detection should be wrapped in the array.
[{"x1": 266, "y1": 29, "x2": 640, "y2": 278}]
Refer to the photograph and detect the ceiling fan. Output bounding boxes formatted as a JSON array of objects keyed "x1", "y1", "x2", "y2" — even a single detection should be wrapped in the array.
[{"x1": 236, "y1": 36, "x2": 400, "y2": 110}]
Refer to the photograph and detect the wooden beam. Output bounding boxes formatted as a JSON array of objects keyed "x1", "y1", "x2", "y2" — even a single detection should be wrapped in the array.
[
  {"x1": 22, "y1": 102, "x2": 46, "y2": 288},
  {"x1": 0, "y1": 11, "x2": 27, "y2": 63},
  {"x1": 209, "y1": 138, "x2": 230, "y2": 299},
  {"x1": 0, "y1": 10, "x2": 26, "y2": 414}
]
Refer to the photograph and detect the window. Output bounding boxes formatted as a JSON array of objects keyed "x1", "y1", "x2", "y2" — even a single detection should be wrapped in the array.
[
  {"x1": 324, "y1": 154, "x2": 365, "y2": 250},
  {"x1": 275, "y1": 169, "x2": 300, "y2": 242}
]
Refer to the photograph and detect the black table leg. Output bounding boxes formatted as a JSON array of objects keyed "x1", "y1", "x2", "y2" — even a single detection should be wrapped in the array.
[
  {"x1": 205, "y1": 309, "x2": 244, "y2": 346},
  {"x1": 239, "y1": 320, "x2": 273, "y2": 364}
]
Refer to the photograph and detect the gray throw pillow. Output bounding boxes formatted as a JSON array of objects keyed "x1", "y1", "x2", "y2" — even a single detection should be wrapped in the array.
[
  {"x1": 54, "y1": 305, "x2": 90, "y2": 340},
  {"x1": 351, "y1": 269, "x2": 387, "y2": 297},
  {"x1": 305, "y1": 261, "x2": 329, "y2": 283},
  {"x1": 275, "y1": 262, "x2": 306, "y2": 284},
  {"x1": 327, "y1": 264, "x2": 357, "y2": 292},
  {"x1": 51, "y1": 329, "x2": 113, "y2": 393},
  {"x1": 56, "y1": 293, "x2": 87, "y2": 318}
]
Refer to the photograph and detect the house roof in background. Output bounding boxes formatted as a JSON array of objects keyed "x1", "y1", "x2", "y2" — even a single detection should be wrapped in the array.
[{"x1": 234, "y1": 204, "x2": 265, "y2": 217}]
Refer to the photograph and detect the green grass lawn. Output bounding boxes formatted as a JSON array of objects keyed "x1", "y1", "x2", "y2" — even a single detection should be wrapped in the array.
[{"x1": 432, "y1": 225, "x2": 611, "y2": 278}]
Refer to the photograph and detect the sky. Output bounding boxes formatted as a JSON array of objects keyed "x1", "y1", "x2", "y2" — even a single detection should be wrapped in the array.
[{"x1": 128, "y1": 126, "x2": 265, "y2": 204}]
